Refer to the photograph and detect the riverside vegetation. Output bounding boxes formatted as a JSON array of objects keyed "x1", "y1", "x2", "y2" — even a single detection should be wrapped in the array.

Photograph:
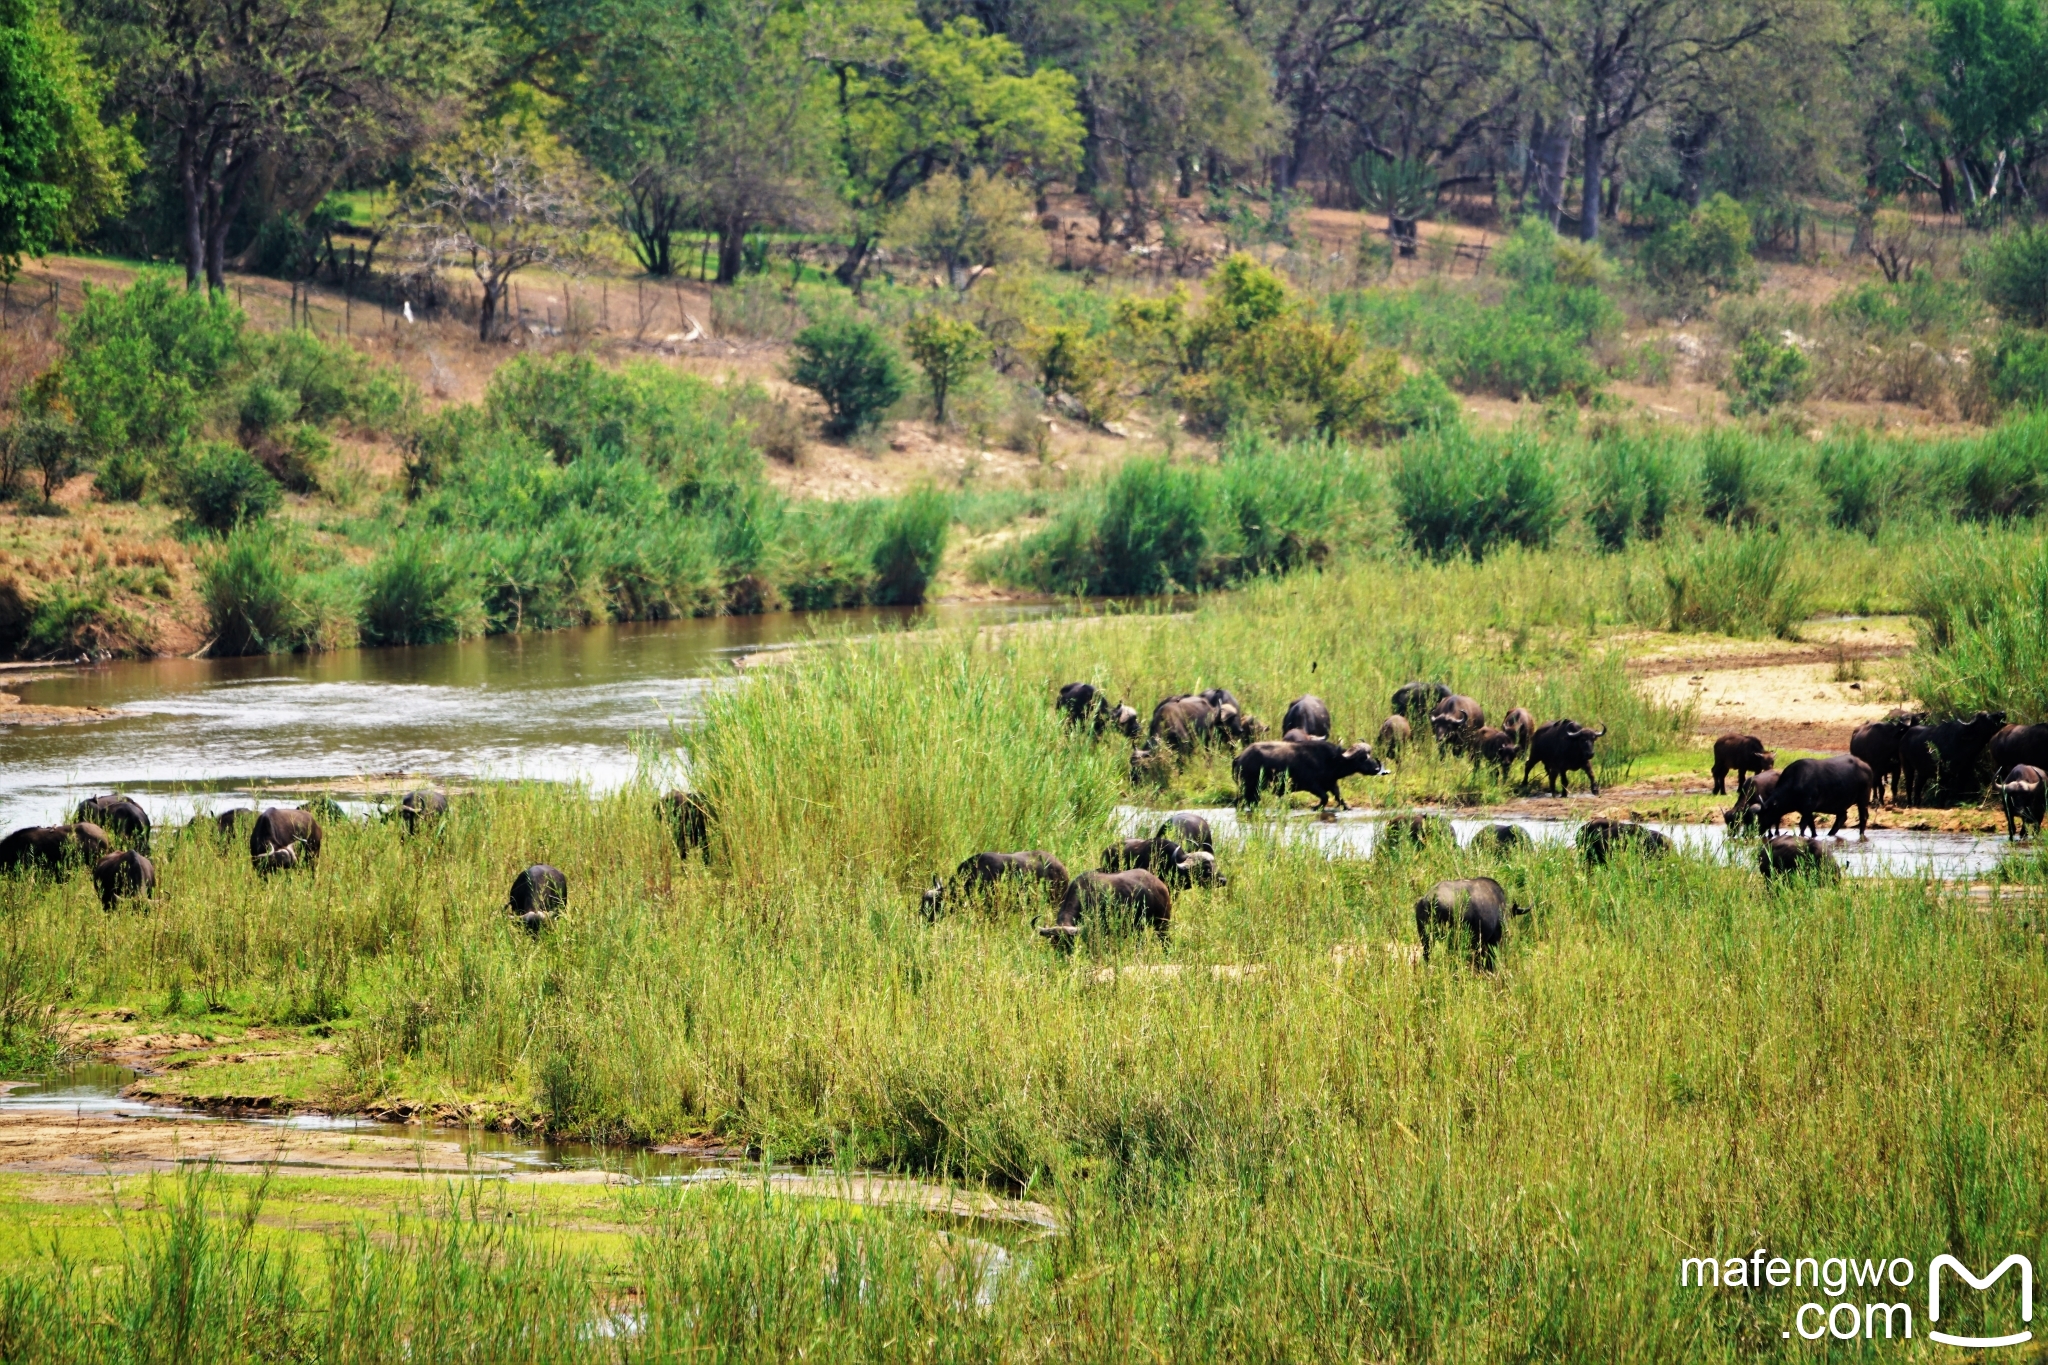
[{"x1": 5, "y1": 547, "x2": 2048, "y2": 1356}]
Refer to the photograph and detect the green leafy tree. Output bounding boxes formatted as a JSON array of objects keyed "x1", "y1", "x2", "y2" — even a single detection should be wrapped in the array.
[
  {"x1": 883, "y1": 169, "x2": 1043, "y2": 290},
  {"x1": 0, "y1": 0, "x2": 135, "y2": 280},
  {"x1": 788, "y1": 317, "x2": 908, "y2": 435},
  {"x1": 1924, "y1": 0, "x2": 2048, "y2": 212},
  {"x1": 903, "y1": 313, "x2": 988, "y2": 423},
  {"x1": 816, "y1": 7, "x2": 1083, "y2": 286},
  {"x1": 57, "y1": 273, "x2": 243, "y2": 468}
]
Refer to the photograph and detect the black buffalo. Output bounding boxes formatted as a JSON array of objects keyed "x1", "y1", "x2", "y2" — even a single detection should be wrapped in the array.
[
  {"x1": 1214, "y1": 704, "x2": 1265, "y2": 745},
  {"x1": 1416, "y1": 877, "x2": 1527, "y2": 968},
  {"x1": 1100, "y1": 837, "x2": 1186, "y2": 875},
  {"x1": 1474, "y1": 822, "x2": 1533, "y2": 852},
  {"x1": 75, "y1": 795, "x2": 149, "y2": 849},
  {"x1": 1758, "y1": 835, "x2": 1840, "y2": 881},
  {"x1": 1149, "y1": 697, "x2": 1215, "y2": 758},
  {"x1": 1471, "y1": 726, "x2": 1519, "y2": 778},
  {"x1": 508, "y1": 864, "x2": 568, "y2": 933},
  {"x1": 399, "y1": 790, "x2": 449, "y2": 833},
  {"x1": 1430, "y1": 694, "x2": 1485, "y2": 750},
  {"x1": 1524, "y1": 720, "x2": 1607, "y2": 795},
  {"x1": 1502, "y1": 707, "x2": 1535, "y2": 750},
  {"x1": 1990, "y1": 724, "x2": 2048, "y2": 779},
  {"x1": 1037, "y1": 869, "x2": 1171, "y2": 945},
  {"x1": 250, "y1": 807, "x2": 323, "y2": 873},
  {"x1": 1849, "y1": 717, "x2": 1918, "y2": 804},
  {"x1": 1129, "y1": 747, "x2": 1172, "y2": 786},
  {"x1": 1376, "y1": 715, "x2": 1411, "y2": 755},
  {"x1": 1234, "y1": 740, "x2": 1385, "y2": 810},
  {"x1": 1577, "y1": 819, "x2": 1672, "y2": 865},
  {"x1": 215, "y1": 807, "x2": 257, "y2": 840},
  {"x1": 0, "y1": 822, "x2": 111, "y2": 876},
  {"x1": 1281, "y1": 695, "x2": 1332, "y2": 739},
  {"x1": 1058, "y1": 682, "x2": 1104, "y2": 726},
  {"x1": 1711, "y1": 735, "x2": 1774, "y2": 796},
  {"x1": 1199, "y1": 688, "x2": 1241, "y2": 712},
  {"x1": 660, "y1": 790, "x2": 713, "y2": 859},
  {"x1": 1163, "y1": 850, "x2": 1226, "y2": 888},
  {"x1": 1759, "y1": 756, "x2": 1874, "y2": 838},
  {"x1": 1101, "y1": 702, "x2": 1141, "y2": 739},
  {"x1": 2001, "y1": 764, "x2": 2047, "y2": 841},
  {"x1": 93, "y1": 850, "x2": 155, "y2": 909},
  {"x1": 1379, "y1": 813, "x2": 1454, "y2": 856},
  {"x1": 1909, "y1": 711, "x2": 2008, "y2": 802},
  {"x1": 923, "y1": 851, "x2": 1071, "y2": 918},
  {"x1": 1726, "y1": 770, "x2": 1783, "y2": 833},
  {"x1": 1392, "y1": 680, "x2": 1451, "y2": 718},
  {"x1": 1154, "y1": 812, "x2": 1214, "y2": 855}
]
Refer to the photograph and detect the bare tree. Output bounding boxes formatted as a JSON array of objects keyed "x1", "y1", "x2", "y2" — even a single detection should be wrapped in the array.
[
  {"x1": 404, "y1": 113, "x2": 600, "y2": 341},
  {"x1": 1490, "y1": 0, "x2": 1777, "y2": 239}
]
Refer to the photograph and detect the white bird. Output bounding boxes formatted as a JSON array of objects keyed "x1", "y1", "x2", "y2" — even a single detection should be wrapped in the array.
[{"x1": 403, "y1": 300, "x2": 415, "y2": 324}]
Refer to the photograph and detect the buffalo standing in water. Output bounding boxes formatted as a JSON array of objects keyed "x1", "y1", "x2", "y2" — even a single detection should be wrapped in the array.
[
  {"x1": 2000, "y1": 764, "x2": 2047, "y2": 841},
  {"x1": 1758, "y1": 756, "x2": 1874, "y2": 838},
  {"x1": 1036, "y1": 870, "x2": 1171, "y2": 947},
  {"x1": 1577, "y1": 819, "x2": 1672, "y2": 865},
  {"x1": 1416, "y1": 877, "x2": 1527, "y2": 968},
  {"x1": 1758, "y1": 835, "x2": 1840, "y2": 881},
  {"x1": 1725, "y1": 770, "x2": 1783, "y2": 834}
]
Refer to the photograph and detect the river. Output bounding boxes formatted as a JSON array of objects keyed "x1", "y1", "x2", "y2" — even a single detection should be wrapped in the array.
[{"x1": 0, "y1": 603, "x2": 1062, "y2": 832}]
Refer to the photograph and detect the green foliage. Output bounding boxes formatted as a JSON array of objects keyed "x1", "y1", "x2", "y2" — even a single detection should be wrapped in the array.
[
  {"x1": 1636, "y1": 193, "x2": 1755, "y2": 305},
  {"x1": 1969, "y1": 224, "x2": 2048, "y2": 327},
  {"x1": 869, "y1": 485, "x2": 951, "y2": 605},
  {"x1": 242, "y1": 328, "x2": 418, "y2": 435},
  {"x1": 0, "y1": 0, "x2": 135, "y2": 278},
  {"x1": 902, "y1": 313, "x2": 988, "y2": 423},
  {"x1": 176, "y1": 441, "x2": 281, "y2": 532},
  {"x1": 1659, "y1": 530, "x2": 1815, "y2": 638},
  {"x1": 1826, "y1": 271, "x2": 1982, "y2": 340},
  {"x1": 1910, "y1": 532, "x2": 2048, "y2": 718},
  {"x1": 59, "y1": 274, "x2": 243, "y2": 461},
  {"x1": 1390, "y1": 430, "x2": 1560, "y2": 561},
  {"x1": 1348, "y1": 156, "x2": 1436, "y2": 222},
  {"x1": 1331, "y1": 266, "x2": 1612, "y2": 402},
  {"x1": 1816, "y1": 431, "x2": 1911, "y2": 534},
  {"x1": 1583, "y1": 436, "x2": 1676, "y2": 550},
  {"x1": 1725, "y1": 332, "x2": 1812, "y2": 414},
  {"x1": 787, "y1": 318, "x2": 908, "y2": 436},
  {"x1": 1983, "y1": 325, "x2": 2048, "y2": 408},
  {"x1": 1946, "y1": 409, "x2": 2048, "y2": 519},
  {"x1": 1383, "y1": 368, "x2": 1462, "y2": 435},
  {"x1": 359, "y1": 536, "x2": 485, "y2": 646},
  {"x1": 198, "y1": 523, "x2": 351, "y2": 657}
]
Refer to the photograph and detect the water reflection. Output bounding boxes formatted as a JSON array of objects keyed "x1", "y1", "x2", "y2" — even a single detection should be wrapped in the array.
[{"x1": 0, "y1": 602, "x2": 1059, "y2": 831}]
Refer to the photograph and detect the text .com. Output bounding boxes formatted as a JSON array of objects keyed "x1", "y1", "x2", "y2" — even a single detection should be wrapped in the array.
[{"x1": 1681, "y1": 1251, "x2": 2034, "y2": 1347}]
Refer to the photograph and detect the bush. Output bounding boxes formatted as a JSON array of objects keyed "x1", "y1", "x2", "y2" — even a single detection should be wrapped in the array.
[
  {"x1": 1826, "y1": 272, "x2": 1981, "y2": 341},
  {"x1": 903, "y1": 313, "x2": 988, "y2": 424},
  {"x1": 1968, "y1": 224, "x2": 2048, "y2": 327},
  {"x1": 1095, "y1": 457, "x2": 1213, "y2": 594},
  {"x1": 1816, "y1": 432, "x2": 1912, "y2": 534},
  {"x1": 1383, "y1": 367, "x2": 1462, "y2": 435},
  {"x1": 1637, "y1": 193, "x2": 1755, "y2": 307},
  {"x1": 1584, "y1": 436, "x2": 1676, "y2": 550},
  {"x1": 1391, "y1": 430, "x2": 1560, "y2": 561},
  {"x1": 177, "y1": 442, "x2": 281, "y2": 532},
  {"x1": 359, "y1": 536, "x2": 485, "y2": 646},
  {"x1": 59, "y1": 274, "x2": 243, "y2": 458},
  {"x1": 787, "y1": 318, "x2": 908, "y2": 437},
  {"x1": 869, "y1": 486, "x2": 952, "y2": 605},
  {"x1": 199, "y1": 524, "x2": 349, "y2": 656},
  {"x1": 1945, "y1": 410, "x2": 2048, "y2": 520},
  {"x1": 1725, "y1": 332, "x2": 1811, "y2": 414},
  {"x1": 1982, "y1": 326, "x2": 2048, "y2": 409},
  {"x1": 1660, "y1": 530, "x2": 1814, "y2": 638}
]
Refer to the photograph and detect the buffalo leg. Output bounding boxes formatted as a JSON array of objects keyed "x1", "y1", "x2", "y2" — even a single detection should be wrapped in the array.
[
  {"x1": 1712, "y1": 765, "x2": 1728, "y2": 796},
  {"x1": 1583, "y1": 764, "x2": 1600, "y2": 796},
  {"x1": 1856, "y1": 799, "x2": 1868, "y2": 837}
]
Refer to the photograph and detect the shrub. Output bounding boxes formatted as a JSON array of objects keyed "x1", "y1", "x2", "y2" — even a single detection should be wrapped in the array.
[
  {"x1": 1383, "y1": 367, "x2": 1462, "y2": 435},
  {"x1": 1816, "y1": 432, "x2": 1912, "y2": 534},
  {"x1": 1908, "y1": 537, "x2": 2048, "y2": 719},
  {"x1": 1638, "y1": 193, "x2": 1755, "y2": 306},
  {"x1": 1699, "y1": 429, "x2": 1780, "y2": 526},
  {"x1": 198, "y1": 524, "x2": 346, "y2": 656},
  {"x1": 1095, "y1": 457, "x2": 1212, "y2": 594},
  {"x1": 710, "y1": 275, "x2": 810, "y2": 341},
  {"x1": 1584, "y1": 436, "x2": 1676, "y2": 550},
  {"x1": 1827, "y1": 272, "x2": 1981, "y2": 341},
  {"x1": 1027, "y1": 324, "x2": 1121, "y2": 423},
  {"x1": 177, "y1": 441, "x2": 281, "y2": 532},
  {"x1": 869, "y1": 486, "x2": 952, "y2": 605},
  {"x1": 359, "y1": 536, "x2": 484, "y2": 646},
  {"x1": 1946, "y1": 410, "x2": 2048, "y2": 520},
  {"x1": 59, "y1": 274, "x2": 243, "y2": 458},
  {"x1": 787, "y1": 318, "x2": 907, "y2": 437},
  {"x1": 1982, "y1": 326, "x2": 2048, "y2": 409},
  {"x1": 1437, "y1": 308, "x2": 1603, "y2": 399},
  {"x1": 903, "y1": 313, "x2": 988, "y2": 424},
  {"x1": 95, "y1": 446, "x2": 149, "y2": 502},
  {"x1": 8, "y1": 414, "x2": 78, "y2": 503},
  {"x1": 1968, "y1": 224, "x2": 2048, "y2": 327},
  {"x1": 1391, "y1": 430, "x2": 1560, "y2": 561},
  {"x1": 1660, "y1": 530, "x2": 1814, "y2": 638},
  {"x1": 1725, "y1": 332, "x2": 1811, "y2": 414}
]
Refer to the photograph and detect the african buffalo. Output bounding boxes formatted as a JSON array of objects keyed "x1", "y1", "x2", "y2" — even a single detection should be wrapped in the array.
[
  {"x1": 1154, "y1": 812, "x2": 1214, "y2": 855},
  {"x1": 1990, "y1": 724, "x2": 2048, "y2": 779},
  {"x1": 923, "y1": 851, "x2": 1071, "y2": 918},
  {"x1": 399, "y1": 790, "x2": 449, "y2": 833},
  {"x1": 1199, "y1": 688, "x2": 1241, "y2": 712},
  {"x1": 1502, "y1": 707, "x2": 1535, "y2": 750},
  {"x1": 1577, "y1": 819, "x2": 1672, "y2": 864},
  {"x1": 1037, "y1": 869, "x2": 1171, "y2": 945},
  {"x1": 75, "y1": 795, "x2": 149, "y2": 849},
  {"x1": 1234, "y1": 739, "x2": 1385, "y2": 810},
  {"x1": 1379, "y1": 813, "x2": 1454, "y2": 855},
  {"x1": 1758, "y1": 835, "x2": 1841, "y2": 881},
  {"x1": 250, "y1": 807, "x2": 322, "y2": 874},
  {"x1": 1100, "y1": 837, "x2": 1186, "y2": 875},
  {"x1": 1101, "y1": 702, "x2": 1141, "y2": 739},
  {"x1": 1214, "y1": 704, "x2": 1266, "y2": 745},
  {"x1": 660, "y1": 789, "x2": 713, "y2": 859},
  {"x1": 1850, "y1": 716, "x2": 1917, "y2": 804},
  {"x1": 215, "y1": 807, "x2": 257, "y2": 840},
  {"x1": 1058, "y1": 682, "x2": 1104, "y2": 726},
  {"x1": 2001, "y1": 764, "x2": 2047, "y2": 841},
  {"x1": 1376, "y1": 715, "x2": 1411, "y2": 755},
  {"x1": 1129, "y1": 747, "x2": 1171, "y2": 786},
  {"x1": 1474, "y1": 823, "x2": 1532, "y2": 852},
  {"x1": 0, "y1": 823, "x2": 110, "y2": 876},
  {"x1": 1710, "y1": 735, "x2": 1774, "y2": 796},
  {"x1": 1163, "y1": 850, "x2": 1226, "y2": 888},
  {"x1": 1416, "y1": 877, "x2": 1527, "y2": 968},
  {"x1": 1471, "y1": 726, "x2": 1520, "y2": 778},
  {"x1": 508, "y1": 864, "x2": 569, "y2": 920},
  {"x1": 1759, "y1": 756, "x2": 1874, "y2": 838},
  {"x1": 1911, "y1": 711, "x2": 2008, "y2": 802},
  {"x1": 1726, "y1": 770, "x2": 1783, "y2": 833},
  {"x1": 1282, "y1": 695, "x2": 1332, "y2": 739},
  {"x1": 1149, "y1": 697, "x2": 1214, "y2": 758},
  {"x1": 1524, "y1": 719, "x2": 1607, "y2": 795},
  {"x1": 1430, "y1": 695, "x2": 1485, "y2": 750},
  {"x1": 1392, "y1": 680, "x2": 1451, "y2": 718},
  {"x1": 93, "y1": 850, "x2": 155, "y2": 910}
]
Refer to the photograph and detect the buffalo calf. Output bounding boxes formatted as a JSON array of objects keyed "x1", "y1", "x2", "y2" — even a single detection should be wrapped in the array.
[
  {"x1": 1710, "y1": 735, "x2": 1774, "y2": 796},
  {"x1": 1758, "y1": 835, "x2": 1841, "y2": 881}
]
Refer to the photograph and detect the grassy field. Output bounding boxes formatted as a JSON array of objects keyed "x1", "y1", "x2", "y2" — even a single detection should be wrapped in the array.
[{"x1": 3, "y1": 545, "x2": 2048, "y2": 1357}]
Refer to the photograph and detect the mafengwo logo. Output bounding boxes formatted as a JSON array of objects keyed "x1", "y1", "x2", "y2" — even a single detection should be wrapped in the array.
[{"x1": 1681, "y1": 1251, "x2": 2033, "y2": 1346}]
